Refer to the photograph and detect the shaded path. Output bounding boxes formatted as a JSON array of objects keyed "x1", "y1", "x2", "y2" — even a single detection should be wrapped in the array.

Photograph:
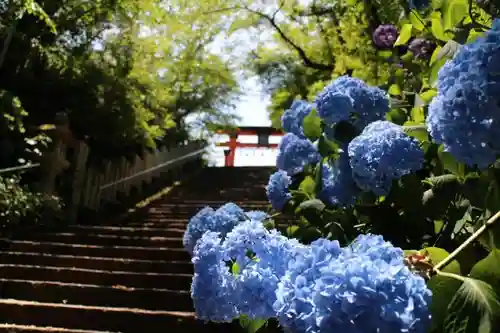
[{"x1": 0, "y1": 167, "x2": 276, "y2": 333}]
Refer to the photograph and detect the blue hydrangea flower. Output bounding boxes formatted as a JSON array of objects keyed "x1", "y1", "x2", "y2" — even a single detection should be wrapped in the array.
[
  {"x1": 274, "y1": 234, "x2": 432, "y2": 333},
  {"x1": 266, "y1": 170, "x2": 292, "y2": 211},
  {"x1": 348, "y1": 121, "x2": 424, "y2": 196},
  {"x1": 190, "y1": 231, "x2": 239, "y2": 322},
  {"x1": 183, "y1": 203, "x2": 246, "y2": 255},
  {"x1": 315, "y1": 76, "x2": 390, "y2": 130},
  {"x1": 282, "y1": 100, "x2": 313, "y2": 139},
  {"x1": 222, "y1": 220, "x2": 306, "y2": 320},
  {"x1": 276, "y1": 133, "x2": 321, "y2": 175},
  {"x1": 427, "y1": 20, "x2": 500, "y2": 169},
  {"x1": 245, "y1": 210, "x2": 269, "y2": 222},
  {"x1": 319, "y1": 151, "x2": 360, "y2": 207},
  {"x1": 191, "y1": 220, "x2": 305, "y2": 322}
]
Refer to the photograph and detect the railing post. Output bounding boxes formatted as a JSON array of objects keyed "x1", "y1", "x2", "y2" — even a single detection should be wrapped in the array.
[
  {"x1": 37, "y1": 140, "x2": 70, "y2": 195},
  {"x1": 67, "y1": 141, "x2": 89, "y2": 223}
]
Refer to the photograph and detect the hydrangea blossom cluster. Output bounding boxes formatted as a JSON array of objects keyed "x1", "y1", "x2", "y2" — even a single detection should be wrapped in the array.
[
  {"x1": 281, "y1": 100, "x2": 313, "y2": 139},
  {"x1": 373, "y1": 24, "x2": 399, "y2": 49},
  {"x1": 190, "y1": 211, "x2": 433, "y2": 333},
  {"x1": 315, "y1": 76, "x2": 391, "y2": 130},
  {"x1": 191, "y1": 219, "x2": 305, "y2": 321},
  {"x1": 275, "y1": 234, "x2": 432, "y2": 333},
  {"x1": 427, "y1": 19, "x2": 500, "y2": 169},
  {"x1": 272, "y1": 76, "x2": 425, "y2": 204},
  {"x1": 266, "y1": 170, "x2": 292, "y2": 211},
  {"x1": 348, "y1": 121, "x2": 424, "y2": 196},
  {"x1": 408, "y1": 38, "x2": 436, "y2": 59},
  {"x1": 276, "y1": 133, "x2": 321, "y2": 176},
  {"x1": 183, "y1": 202, "x2": 249, "y2": 255},
  {"x1": 319, "y1": 150, "x2": 360, "y2": 207}
]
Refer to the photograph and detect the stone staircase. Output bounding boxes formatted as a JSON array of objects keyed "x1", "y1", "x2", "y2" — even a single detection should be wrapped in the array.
[{"x1": 0, "y1": 167, "x2": 278, "y2": 333}]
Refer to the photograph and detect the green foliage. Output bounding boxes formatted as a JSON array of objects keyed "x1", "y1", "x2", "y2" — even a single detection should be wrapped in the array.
[
  {"x1": 209, "y1": 2, "x2": 500, "y2": 333},
  {"x1": 302, "y1": 109, "x2": 322, "y2": 141},
  {"x1": 443, "y1": 276, "x2": 500, "y2": 333},
  {"x1": 425, "y1": 248, "x2": 463, "y2": 331},
  {"x1": 0, "y1": 0, "x2": 240, "y2": 160},
  {"x1": 0, "y1": 174, "x2": 62, "y2": 228},
  {"x1": 239, "y1": 316, "x2": 267, "y2": 333}
]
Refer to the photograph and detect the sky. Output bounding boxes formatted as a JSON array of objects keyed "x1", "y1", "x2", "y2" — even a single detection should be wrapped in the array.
[
  {"x1": 204, "y1": 76, "x2": 280, "y2": 167},
  {"x1": 201, "y1": 29, "x2": 280, "y2": 167},
  {"x1": 93, "y1": 11, "x2": 282, "y2": 167}
]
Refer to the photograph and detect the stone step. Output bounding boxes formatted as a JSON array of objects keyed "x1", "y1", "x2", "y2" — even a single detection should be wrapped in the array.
[
  {"x1": 0, "y1": 239, "x2": 190, "y2": 262},
  {"x1": 0, "y1": 279, "x2": 193, "y2": 311},
  {"x1": 0, "y1": 299, "x2": 236, "y2": 332},
  {"x1": 146, "y1": 203, "x2": 270, "y2": 210},
  {"x1": 125, "y1": 221, "x2": 292, "y2": 229},
  {"x1": 0, "y1": 252, "x2": 192, "y2": 274},
  {"x1": 0, "y1": 265, "x2": 192, "y2": 290},
  {"x1": 64, "y1": 225, "x2": 185, "y2": 238},
  {"x1": 25, "y1": 233, "x2": 184, "y2": 248},
  {"x1": 153, "y1": 200, "x2": 269, "y2": 206},
  {"x1": 0, "y1": 323, "x2": 117, "y2": 333}
]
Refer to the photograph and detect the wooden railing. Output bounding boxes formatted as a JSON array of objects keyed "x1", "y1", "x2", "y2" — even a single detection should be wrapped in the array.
[{"x1": 40, "y1": 140, "x2": 206, "y2": 223}]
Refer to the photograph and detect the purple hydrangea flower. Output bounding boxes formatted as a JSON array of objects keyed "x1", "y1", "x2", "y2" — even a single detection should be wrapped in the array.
[
  {"x1": 408, "y1": 38, "x2": 436, "y2": 59},
  {"x1": 373, "y1": 24, "x2": 399, "y2": 48}
]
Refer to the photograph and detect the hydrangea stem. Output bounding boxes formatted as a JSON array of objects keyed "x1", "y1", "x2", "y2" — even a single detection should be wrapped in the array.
[{"x1": 433, "y1": 210, "x2": 500, "y2": 272}]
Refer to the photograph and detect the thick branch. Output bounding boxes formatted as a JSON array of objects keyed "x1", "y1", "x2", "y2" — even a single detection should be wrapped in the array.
[{"x1": 205, "y1": 6, "x2": 334, "y2": 71}]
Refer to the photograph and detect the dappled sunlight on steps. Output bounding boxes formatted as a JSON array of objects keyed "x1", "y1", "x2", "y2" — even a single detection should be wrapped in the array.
[{"x1": 0, "y1": 167, "x2": 276, "y2": 333}]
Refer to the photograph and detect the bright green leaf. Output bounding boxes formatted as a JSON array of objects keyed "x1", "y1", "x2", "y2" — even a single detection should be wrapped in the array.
[
  {"x1": 425, "y1": 247, "x2": 463, "y2": 331},
  {"x1": 377, "y1": 50, "x2": 393, "y2": 59},
  {"x1": 302, "y1": 109, "x2": 322, "y2": 141},
  {"x1": 232, "y1": 262, "x2": 240, "y2": 275},
  {"x1": 410, "y1": 107, "x2": 426, "y2": 123},
  {"x1": 299, "y1": 176, "x2": 316, "y2": 196},
  {"x1": 424, "y1": 247, "x2": 461, "y2": 273},
  {"x1": 430, "y1": 58, "x2": 449, "y2": 86},
  {"x1": 438, "y1": 145, "x2": 465, "y2": 177},
  {"x1": 430, "y1": 45, "x2": 443, "y2": 66},
  {"x1": 467, "y1": 29, "x2": 485, "y2": 43},
  {"x1": 403, "y1": 123, "x2": 429, "y2": 141},
  {"x1": 443, "y1": 277, "x2": 500, "y2": 333},
  {"x1": 286, "y1": 225, "x2": 300, "y2": 237},
  {"x1": 394, "y1": 24, "x2": 413, "y2": 46},
  {"x1": 434, "y1": 40, "x2": 461, "y2": 63},
  {"x1": 431, "y1": 17, "x2": 449, "y2": 41},
  {"x1": 443, "y1": 0, "x2": 469, "y2": 31},
  {"x1": 297, "y1": 199, "x2": 326, "y2": 213},
  {"x1": 317, "y1": 135, "x2": 338, "y2": 157},
  {"x1": 239, "y1": 315, "x2": 267, "y2": 333},
  {"x1": 388, "y1": 84, "x2": 402, "y2": 96},
  {"x1": 432, "y1": 0, "x2": 445, "y2": 9},
  {"x1": 409, "y1": 10, "x2": 426, "y2": 31},
  {"x1": 420, "y1": 89, "x2": 438, "y2": 103},
  {"x1": 470, "y1": 250, "x2": 500, "y2": 292}
]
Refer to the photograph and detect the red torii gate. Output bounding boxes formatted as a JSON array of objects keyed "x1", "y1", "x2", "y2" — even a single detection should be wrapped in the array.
[{"x1": 216, "y1": 126, "x2": 284, "y2": 167}]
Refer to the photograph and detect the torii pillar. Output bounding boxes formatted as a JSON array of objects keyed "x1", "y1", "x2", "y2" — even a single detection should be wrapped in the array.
[{"x1": 216, "y1": 126, "x2": 283, "y2": 167}]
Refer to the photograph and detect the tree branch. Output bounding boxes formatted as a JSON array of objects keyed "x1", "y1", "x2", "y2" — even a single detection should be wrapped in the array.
[{"x1": 203, "y1": 6, "x2": 334, "y2": 71}]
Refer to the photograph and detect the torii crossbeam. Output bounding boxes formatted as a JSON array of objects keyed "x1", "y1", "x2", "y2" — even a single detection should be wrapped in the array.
[{"x1": 215, "y1": 126, "x2": 283, "y2": 167}]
